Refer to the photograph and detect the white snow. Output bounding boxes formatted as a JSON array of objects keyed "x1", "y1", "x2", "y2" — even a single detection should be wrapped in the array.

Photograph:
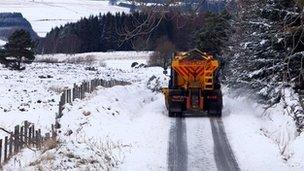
[
  {"x1": 260, "y1": 39, "x2": 267, "y2": 45},
  {"x1": 222, "y1": 87, "x2": 304, "y2": 170},
  {"x1": 2, "y1": 51, "x2": 173, "y2": 170},
  {"x1": 0, "y1": 0, "x2": 129, "y2": 37},
  {"x1": 249, "y1": 21, "x2": 271, "y2": 28},
  {"x1": 242, "y1": 42, "x2": 252, "y2": 49},
  {"x1": 1, "y1": 52, "x2": 304, "y2": 170},
  {"x1": 0, "y1": 39, "x2": 6, "y2": 46},
  {"x1": 36, "y1": 51, "x2": 151, "y2": 63},
  {"x1": 186, "y1": 118, "x2": 217, "y2": 170},
  {"x1": 0, "y1": 51, "x2": 149, "y2": 138}
]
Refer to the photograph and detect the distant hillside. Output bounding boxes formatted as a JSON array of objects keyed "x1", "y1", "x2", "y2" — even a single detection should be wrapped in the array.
[
  {"x1": 0, "y1": 13, "x2": 38, "y2": 40},
  {"x1": 117, "y1": 0, "x2": 229, "y2": 13}
]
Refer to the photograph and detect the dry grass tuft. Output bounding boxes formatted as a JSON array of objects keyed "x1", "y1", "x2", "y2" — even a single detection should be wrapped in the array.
[
  {"x1": 37, "y1": 57, "x2": 59, "y2": 64},
  {"x1": 42, "y1": 138, "x2": 58, "y2": 153}
]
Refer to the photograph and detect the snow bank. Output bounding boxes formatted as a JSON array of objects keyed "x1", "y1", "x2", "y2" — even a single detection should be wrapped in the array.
[
  {"x1": 223, "y1": 87, "x2": 304, "y2": 170},
  {"x1": 36, "y1": 51, "x2": 151, "y2": 63}
]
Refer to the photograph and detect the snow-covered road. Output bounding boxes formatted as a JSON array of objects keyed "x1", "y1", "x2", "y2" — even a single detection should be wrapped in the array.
[
  {"x1": 168, "y1": 117, "x2": 239, "y2": 171},
  {"x1": 168, "y1": 118, "x2": 187, "y2": 171},
  {"x1": 186, "y1": 118, "x2": 216, "y2": 170},
  {"x1": 210, "y1": 118, "x2": 239, "y2": 171}
]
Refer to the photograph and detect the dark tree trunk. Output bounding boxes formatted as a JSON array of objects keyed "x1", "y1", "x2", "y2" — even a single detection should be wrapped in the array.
[{"x1": 17, "y1": 57, "x2": 21, "y2": 70}]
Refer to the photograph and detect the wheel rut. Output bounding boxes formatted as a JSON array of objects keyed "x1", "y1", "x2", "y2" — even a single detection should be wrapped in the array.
[
  {"x1": 168, "y1": 118, "x2": 188, "y2": 171},
  {"x1": 210, "y1": 118, "x2": 239, "y2": 171}
]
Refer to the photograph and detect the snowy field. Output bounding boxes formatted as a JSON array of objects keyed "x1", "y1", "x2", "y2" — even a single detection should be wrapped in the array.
[
  {"x1": 0, "y1": 52, "x2": 149, "y2": 138},
  {"x1": 0, "y1": 0, "x2": 129, "y2": 37},
  {"x1": 0, "y1": 52, "x2": 303, "y2": 170}
]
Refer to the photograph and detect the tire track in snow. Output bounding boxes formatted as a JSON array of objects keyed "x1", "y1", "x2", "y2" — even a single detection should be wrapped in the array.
[
  {"x1": 168, "y1": 117, "x2": 239, "y2": 171},
  {"x1": 186, "y1": 118, "x2": 217, "y2": 170},
  {"x1": 168, "y1": 118, "x2": 188, "y2": 171},
  {"x1": 210, "y1": 118, "x2": 240, "y2": 171}
]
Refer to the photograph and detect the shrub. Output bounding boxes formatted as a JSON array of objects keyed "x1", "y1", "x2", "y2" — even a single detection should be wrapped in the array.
[{"x1": 148, "y1": 38, "x2": 175, "y2": 68}]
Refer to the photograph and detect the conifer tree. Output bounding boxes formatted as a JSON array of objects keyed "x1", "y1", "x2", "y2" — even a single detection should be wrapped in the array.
[{"x1": 3, "y1": 29, "x2": 35, "y2": 70}]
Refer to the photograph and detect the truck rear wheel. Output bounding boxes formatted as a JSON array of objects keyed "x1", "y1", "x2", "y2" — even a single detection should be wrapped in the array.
[
  {"x1": 215, "y1": 110, "x2": 222, "y2": 117},
  {"x1": 168, "y1": 111, "x2": 183, "y2": 117},
  {"x1": 207, "y1": 109, "x2": 221, "y2": 117},
  {"x1": 168, "y1": 111, "x2": 175, "y2": 117}
]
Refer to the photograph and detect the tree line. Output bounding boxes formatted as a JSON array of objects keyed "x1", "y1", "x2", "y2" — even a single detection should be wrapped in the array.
[
  {"x1": 37, "y1": 11, "x2": 229, "y2": 55},
  {"x1": 0, "y1": 10, "x2": 231, "y2": 70}
]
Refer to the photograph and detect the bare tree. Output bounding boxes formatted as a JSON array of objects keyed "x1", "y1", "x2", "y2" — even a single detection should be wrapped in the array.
[{"x1": 116, "y1": 0, "x2": 208, "y2": 47}]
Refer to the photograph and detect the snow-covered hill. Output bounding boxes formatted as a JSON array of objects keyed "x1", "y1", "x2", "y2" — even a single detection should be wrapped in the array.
[{"x1": 0, "y1": 0, "x2": 129, "y2": 37}]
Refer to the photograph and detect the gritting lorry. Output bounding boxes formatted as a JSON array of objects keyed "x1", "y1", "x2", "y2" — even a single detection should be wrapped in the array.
[{"x1": 162, "y1": 49, "x2": 223, "y2": 117}]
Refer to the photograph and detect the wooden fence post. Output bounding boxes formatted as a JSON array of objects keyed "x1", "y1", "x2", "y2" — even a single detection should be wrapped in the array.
[
  {"x1": 55, "y1": 120, "x2": 61, "y2": 129},
  {"x1": 69, "y1": 89, "x2": 72, "y2": 104},
  {"x1": 0, "y1": 139, "x2": 2, "y2": 165},
  {"x1": 67, "y1": 89, "x2": 70, "y2": 104},
  {"x1": 81, "y1": 84, "x2": 84, "y2": 99},
  {"x1": 76, "y1": 85, "x2": 79, "y2": 100},
  {"x1": 20, "y1": 126, "x2": 24, "y2": 149},
  {"x1": 31, "y1": 125, "x2": 35, "y2": 146},
  {"x1": 64, "y1": 90, "x2": 67, "y2": 104},
  {"x1": 73, "y1": 84, "x2": 76, "y2": 101},
  {"x1": 85, "y1": 82, "x2": 88, "y2": 93},
  {"x1": 91, "y1": 80, "x2": 93, "y2": 90},
  {"x1": 90, "y1": 80, "x2": 93, "y2": 91},
  {"x1": 45, "y1": 133, "x2": 50, "y2": 140},
  {"x1": 9, "y1": 133, "x2": 13, "y2": 157},
  {"x1": 87, "y1": 82, "x2": 89, "y2": 93},
  {"x1": 69, "y1": 89, "x2": 71, "y2": 104},
  {"x1": 80, "y1": 84, "x2": 82, "y2": 99},
  {"x1": 24, "y1": 121, "x2": 28, "y2": 146},
  {"x1": 58, "y1": 102, "x2": 62, "y2": 119},
  {"x1": 83, "y1": 82, "x2": 86, "y2": 94},
  {"x1": 65, "y1": 90, "x2": 68, "y2": 104},
  {"x1": 60, "y1": 92, "x2": 64, "y2": 105},
  {"x1": 4, "y1": 136, "x2": 8, "y2": 162},
  {"x1": 94, "y1": 79, "x2": 97, "y2": 89},
  {"x1": 58, "y1": 92, "x2": 66, "y2": 119},
  {"x1": 36, "y1": 130, "x2": 41, "y2": 149},
  {"x1": 14, "y1": 125, "x2": 19, "y2": 154},
  {"x1": 86, "y1": 81, "x2": 91, "y2": 93},
  {"x1": 51, "y1": 124, "x2": 56, "y2": 140},
  {"x1": 28, "y1": 127, "x2": 32, "y2": 146}
]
